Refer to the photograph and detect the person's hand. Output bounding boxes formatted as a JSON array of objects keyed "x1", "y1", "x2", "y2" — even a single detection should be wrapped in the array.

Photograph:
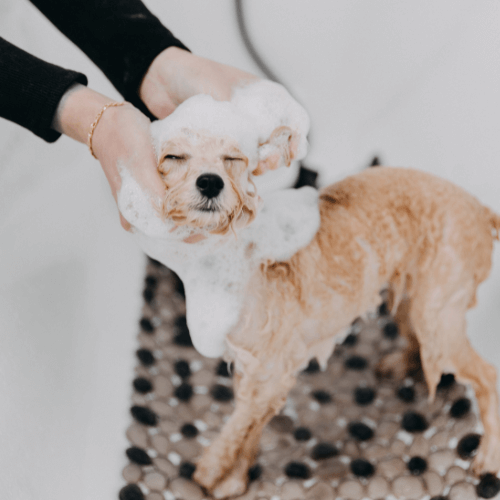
[
  {"x1": 52, "y1": 84, "x2": 163, "y2": 231},
  {"x1": 139, "y1": 47, "x2": 260, "y2": 119}
]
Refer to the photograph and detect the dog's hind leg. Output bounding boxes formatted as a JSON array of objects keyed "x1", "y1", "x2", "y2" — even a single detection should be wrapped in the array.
[
  {"x1": 410, "y1": 281, "x2": 500, "y2": 474},
  {"x1": 376, "y1": 296, "x2": 422, "y2": 379},
  {"x1": 453, "y1": 336, "x2": 500, "y2": 474}
]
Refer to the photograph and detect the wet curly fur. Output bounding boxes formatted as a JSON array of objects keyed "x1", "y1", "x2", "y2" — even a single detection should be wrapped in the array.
[{"x1": 190, "y1": 166, "x2": 500, "y2": 498}]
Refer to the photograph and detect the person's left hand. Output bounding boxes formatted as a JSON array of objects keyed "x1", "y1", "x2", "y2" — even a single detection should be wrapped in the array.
[{"x1": 139, "y1": 47, "x2": 260, "y2": 119}]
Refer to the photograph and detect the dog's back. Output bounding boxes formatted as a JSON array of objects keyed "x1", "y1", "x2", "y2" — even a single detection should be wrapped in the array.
[{"x1": 316, "y1": 166, "x2": 499, "y2": 310}]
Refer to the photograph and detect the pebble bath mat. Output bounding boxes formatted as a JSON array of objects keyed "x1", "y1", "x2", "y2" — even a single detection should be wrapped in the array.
[{"x1": 119, "y1": 258, "x2": 500, "y2": 500}]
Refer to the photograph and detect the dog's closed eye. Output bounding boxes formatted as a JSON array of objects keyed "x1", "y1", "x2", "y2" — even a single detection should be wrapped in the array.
[
  {"x1": 223, "y1": 156, "x2": 248, "y2": 167},
  {"x1": 164, "y1": 154, "x2": 186, "y2": 161}
]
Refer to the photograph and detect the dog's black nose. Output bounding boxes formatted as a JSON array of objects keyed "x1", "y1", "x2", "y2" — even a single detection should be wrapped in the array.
[{"x1": 196, "y1": 174, "x2": 224, "y2": 199}]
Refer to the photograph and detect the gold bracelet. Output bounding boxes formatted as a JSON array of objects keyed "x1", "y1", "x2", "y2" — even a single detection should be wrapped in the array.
[{"x1": 87, "y1": 101, "x2": 126, "y2": 159}]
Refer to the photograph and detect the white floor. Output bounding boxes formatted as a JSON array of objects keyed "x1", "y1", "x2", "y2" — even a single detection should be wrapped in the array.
[{"x1": 1, "y1": 1, "x2": 500, "y2": 499}]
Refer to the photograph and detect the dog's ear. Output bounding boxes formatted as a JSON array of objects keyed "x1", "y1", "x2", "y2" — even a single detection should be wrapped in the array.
[{"x1": 254, "y1": 126, "x2": 297, "y2": 176}]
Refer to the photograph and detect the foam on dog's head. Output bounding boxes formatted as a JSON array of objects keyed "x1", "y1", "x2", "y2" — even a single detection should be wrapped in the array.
[
  {"x1": 231, "y1": 80, "x2": 310, "y2": 165},
  {"x1": 151, "y1": 95, "x2": 259, "y2": 167},
  {"x1": 151, "y1": 81, "x2": 310, "y2": 176}
]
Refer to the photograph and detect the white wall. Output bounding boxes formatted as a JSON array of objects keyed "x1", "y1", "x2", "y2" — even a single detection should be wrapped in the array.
[{"x1": 1, "y1": 1, "x2": 500, "y2": 499}]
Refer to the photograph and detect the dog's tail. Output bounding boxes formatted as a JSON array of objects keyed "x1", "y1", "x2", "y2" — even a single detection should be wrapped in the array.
[{"x1": 486, "y1": 207, "x2": 500, "y2": 241}]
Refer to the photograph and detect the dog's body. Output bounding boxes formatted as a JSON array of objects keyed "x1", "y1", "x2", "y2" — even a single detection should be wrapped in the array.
[
  {"x1": 118, "y1": 82, "x2": 500, "y2": 498},
  {"x1": 190, "y1": 166, "x2": 500, "y2": 498}
]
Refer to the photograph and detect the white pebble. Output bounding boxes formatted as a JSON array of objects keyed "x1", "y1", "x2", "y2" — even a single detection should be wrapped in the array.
[
  {"x1": 169, "y1": 433, "x2": 182, "y2": 443},
  {"x1": 167, "y1": 452, "x2": 182, "y2": 466}
]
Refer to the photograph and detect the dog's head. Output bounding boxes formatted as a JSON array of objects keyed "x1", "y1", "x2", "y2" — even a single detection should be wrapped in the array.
[
  {"x1": 156, "y1": 128, "x2": 259, "y2": 235},
  {"x1": 151, "y1": 83, "x2": 309, "y2": 236}
]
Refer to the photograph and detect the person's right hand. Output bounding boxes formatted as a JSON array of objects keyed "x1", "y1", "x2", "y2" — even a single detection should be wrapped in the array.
[
  {"x1": 91, "y1": 103, "x2": 164, "y2": 231},
  {"x1": 52, "y1": 84, "x2": 164, "y2": 231}
]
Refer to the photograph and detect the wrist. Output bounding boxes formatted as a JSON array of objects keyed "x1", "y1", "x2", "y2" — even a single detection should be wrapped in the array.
[
  {"x1": 139, "y1": 46, "x2": 189, "y2": 118},
  {"x1": 52, "y1": 84, "x2": 121, "y2": 145}
]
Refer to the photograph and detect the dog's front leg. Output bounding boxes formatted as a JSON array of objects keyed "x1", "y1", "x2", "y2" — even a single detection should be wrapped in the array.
[{"x1": 194, "y1": 370, "x2": 296, "y2": 497}]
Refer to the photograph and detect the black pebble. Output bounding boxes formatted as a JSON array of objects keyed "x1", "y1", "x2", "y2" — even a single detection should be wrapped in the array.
[
  {"x1": 311, "y1": 442, "x2": 338, "y2": 460},
  {"x1": 450, "y1": 397, "x2": 471, "y2": 418},
  {"x1": 342, "y1": 333, "x2": 358, "y2": 347},
  {"x1": 173, "y1": 316, "x2": 193, "y2": 347},
  {"x1": 179, "y1": 461, "x2": 196, "y2": 479},
  {"x1": 139, "y1": 317, "x2": 154, "y2": 333},
  {"x1": 211, "y1": 384, "x2": 234, "y2": 402},
  {"x1": 477, "y1": 473, "x2": 500, "y2": 499},
  {"x1": 248, "y1": 464, "x2": 263, "y2": 482},
  {"x1": 119, "y1": 484, "x2": 145, "y2": 500},
  {"x1": 133, "y1": 377, "x2": 153, "y2": 394},
  {"x1": 180, "y1": 423, "x2": 199, "y2": 438},
  {"x1": 175, "y1": 383, "x2": 194, "y2": 402},
  {"x1": 396, "y1": 385, "x2": 416, "y2": 403},
  {"x1": 350, "y1": 458, "x2": 375, "y2": 477},
  {"x1": 345, "y1": 355, "x2": 368, "y2": 370},
  {"x1": 174, "y1": 359, "x2": 191, "y2": 379},
  {"x1": 216, "y1": 360, "x2": 232, "y2": 377},
  {"x1": 407, "y1": 456, "x2": 428, "y2": 475},
  {"x1": 354, "y1": 387, "x2": 376, "y2": 406},
  {"x1": 284, "y1": 461, "x2": 311, "y2": 479},
  {"x1": 145, "y1": 275, "x2": 158, "y2": 289},
  {"x1": 383, "y1": 322, "x2": 399, "y2": 339},
  {"x1": 378, "y1": 301, "x2": 389, "y2": 316},
  {"x1": 294, "y1": 427, "x2": 312, "y2": 441},
  {"x1": 311, "y1": 390, "x2": 332, "y2": 404},
  {"x1": 126, "y1": 446, "x2": 152, "y2": 465},
  {"x1": 402, "y1": 411, "x2": 428, "y2": 433},
  {"x1": 130, "y1": 405, "x2": 158, "y2": 426},
  {"x1": 303, "y1": 358, "x2": 321, "y2": 373},
  {"x1": 136, "y1": 348, "x2": 155, "y2": 366},
  {"x1": 429, "y1": 497, "x2": 448, "y2": 500},
  {"x1": 457, "y1": 433, "x2": 481, "y2": 459},
  {"x1": 143, "y1": 287, "x2": 155, "y2": 304},
  {"x1": 437, "y1": 373, "x2": 456, "y2": 390},
  {"x1": 348, "y1": 422, "x2": 374, "y2": 441}
]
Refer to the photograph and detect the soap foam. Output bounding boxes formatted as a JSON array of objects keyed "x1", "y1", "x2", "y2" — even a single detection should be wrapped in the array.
[
  {"x1": 151, "y1": 80, "x2": 310, "y2": 171},
  {"x1": 117, "y1": 80, "x2": 318, "y2": 358}
]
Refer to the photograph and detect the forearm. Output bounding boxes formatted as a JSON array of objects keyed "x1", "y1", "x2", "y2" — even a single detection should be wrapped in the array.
[
  {"x1": 0, "y1": 37, "x2": 87, "y2": 142},
  {"x1": 29, "y1": 0, "x2": 189, "y2": 112},
  {"x1": 52, "y1": 83, "x2": 123, "y2": 145}
]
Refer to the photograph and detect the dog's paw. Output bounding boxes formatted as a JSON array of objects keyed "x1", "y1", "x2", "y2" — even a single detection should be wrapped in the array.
[
  {"x1": 193, "y1": 458, "x2": 223, "y2": 492},
  {"x1": 375, "y1": 351, "x2": 408, "y2": 379},
  {"x1": 212, "y1": 473, "x2": 248, "y2": 499},
  {"x1": 472, "y1": 441, "x2": 500, "y2": 476}
]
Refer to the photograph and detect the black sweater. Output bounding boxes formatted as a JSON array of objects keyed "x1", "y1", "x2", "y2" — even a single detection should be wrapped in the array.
[{"x1": 0, "y1": 0, "x2": 189, "y2": 142}]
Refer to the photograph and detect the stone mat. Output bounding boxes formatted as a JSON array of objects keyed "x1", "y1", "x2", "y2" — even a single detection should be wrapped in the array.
[{"x1": 119, "y1": 259, "x2": 500, "y2": 500}]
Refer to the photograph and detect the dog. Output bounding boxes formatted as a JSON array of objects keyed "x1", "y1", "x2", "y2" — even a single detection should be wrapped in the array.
[{"x1": 119, "y1": 84, "x2": 500, "y2": 499}]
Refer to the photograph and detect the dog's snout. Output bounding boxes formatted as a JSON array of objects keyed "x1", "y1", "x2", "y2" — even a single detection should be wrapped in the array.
[{"x1": 196, "y1": 174, "x2": 224, "y2": 199}]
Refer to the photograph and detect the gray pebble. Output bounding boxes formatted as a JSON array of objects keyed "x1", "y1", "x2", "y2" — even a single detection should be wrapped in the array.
[
  {"x1": 448, "y1": 481, "x2": 477, "y2": 500},
  {"x1": 392, "y1": 476, "x2": 425, "y2": 500},
  {"x1": 305, "y1": 481, "x2": 335, "y2": 500},
  {"x1": 144, "y1": 471, "x2": 167, "y2": 491},
  {"x1": 338, "y1": 480, "x2": 364, "y2": 500}
]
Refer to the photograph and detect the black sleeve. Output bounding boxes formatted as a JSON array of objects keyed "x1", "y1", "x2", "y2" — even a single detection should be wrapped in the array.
[
  {"x1": 0, "y1": 37, "x2": 88, "y2": 142},
  {"x1": 29, "y1": 0, "x2": 190, "y2": 113}
]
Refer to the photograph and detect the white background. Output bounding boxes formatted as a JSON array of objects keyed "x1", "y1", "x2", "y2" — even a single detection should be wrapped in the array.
[{"x1": 1, "y1": 1, "x2": 500, "y2": 499}]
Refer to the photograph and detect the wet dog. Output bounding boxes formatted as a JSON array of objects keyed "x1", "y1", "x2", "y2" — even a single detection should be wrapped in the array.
[{"x1": 132, "y1": 86, "x2": 500, "y2": 498}]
